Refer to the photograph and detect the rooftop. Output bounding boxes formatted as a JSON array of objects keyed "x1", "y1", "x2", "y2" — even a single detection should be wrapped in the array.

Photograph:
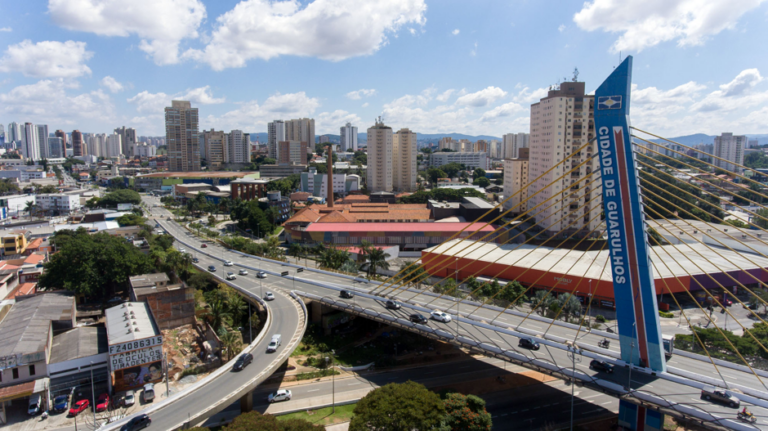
[
  {"x1": 129, "y1": 273, "x2": 170, "y2": 289},
  {"x1": 461, "y1": 197, "x2": 495, "y2": 209},
  {"x1": 49, "y1": 326, "x2": 108, "y2": 364},
  {"x1": 138, "y1": 171, "x2": 255, "y2": 179},
  {"x1": 305, "y1": 222, "x2": 496, "y2": 233},
  {"x1": 105, "y1": 302, "x2": 159, "y2": 345},
  {"x1": 0, "y1": 293, "x2": 74, "y2": 357}
]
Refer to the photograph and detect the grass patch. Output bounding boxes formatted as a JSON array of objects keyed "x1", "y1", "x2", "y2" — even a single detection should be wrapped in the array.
[
  {"x1": 276, "y1": 403, "x2": 356, "y2": 425},
  {"x1": 295, "y1": 369, "x2": 340, "y2": 381}
]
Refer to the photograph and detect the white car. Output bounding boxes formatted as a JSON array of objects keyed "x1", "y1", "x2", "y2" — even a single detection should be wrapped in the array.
[
  {"x1": 226, "y1": 272, "x2": 236, "y2": 280},
  {"x1": 268, "y1": 389, "x2": 291, "y2": 403},
  {"x1": 239, "y1": 269, "x2": 248, "y2": 276},
  {"x1": 224, "y1": 260, "x2": 234, "y2": 266},
  {"x1": 179, "y1": 248, "x2": 186, "y2": 253},
  {"x1": 257, "y1": 271, "x2": 267, "y2": 279},
  {"x1": 124, "y1": 390, "x2": 135, "y2": 407},
  {"x1": 264, "y1": 292, "x2": 275, "y2": 301},
  {"x1": 430, "y1": 310, "x2": 452, "y2": 323}
]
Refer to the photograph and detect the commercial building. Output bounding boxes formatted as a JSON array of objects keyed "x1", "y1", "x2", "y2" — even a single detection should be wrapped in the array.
[
  {"x1": 230, "y1": 177, "x2": 269, "y2": 201},
  {"x1": 71, "y1": 130, "x2": 85, "y2": 157},
  {"x1": 0, "y1": 194, "x2": 35, "y2": 218},
  {"x1": 47, "y1": 137, "x2": 64, "y2": 159},
  {"x1": 528, "y1": 81, "x2": 599, "y2": 237},
  {"x1": 2, "y1": 230, "x2": 30, "y2": 255},
  {"x1": 367, "y1": 118, "x2": 393, "y2": 193},
  {"x1": 0, "y1": 170, "x2": 45, "y2": 182},
  {"x1": 430, "y1": 151, "x2": 488, "y2": 170},
  {"x1": 129, "y1": 273, "x2": 195, "y2": 330},
  {"x1": 340, "y1": 123, "x2": 358, "y2": 152},
  {"x1": 165, "y1": 100, "x2": 200, "y2": 172},
  {"x1": 35, "y1": 194, "x2": 82, "y2": 214},
  {"x1": 7, "y1": 122, "x2": 22, "y2": 148},
  {"x1": 105, "y1": 302, "x2": 163, "y2": 393},
  {"x1": 278, "y1": 140, "x2": 307, "y2": 165},
  {"x1": 713, "y1": 132, "x2": 746, "y2": 173},
  {"x1": 300, "y1": 167, "x2": 360, "y2": 198},
  {"x1": 54, "y1": 130, "x2": 67, "y2": 155},
  {"x1": 503, "y1": 147, "x2": 529, "y2": 215},
  {"x1": 133, "y1": 171, "x2": 257, "y2": 192},
  {"x1": 259, "y1": 164, "x2": 307, "y2": 178},
  {"x1": 503, "y1": 132, "x2": 529, "y2": 159},
  {"x1": 427, "y1": 196, "x2": 501, "y2": 222},
  {"x1": 267, "y1": 120, "x2": 286, "y2": 159},
  {"x1": 260, "y1": 191, "x2": 291, "y2": 223},
  {"x1": 393, "y1": 128, "x2": 417, "y2": 192}
]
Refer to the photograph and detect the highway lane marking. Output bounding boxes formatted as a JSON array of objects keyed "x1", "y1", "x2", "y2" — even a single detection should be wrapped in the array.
[
  {"x1": 307, "y1": 389, "x2": 320, "y2": 392},
  {"x1": 601, "y1": 401, "x2": 613, "y2": 405},
  {"x1": 348, "y1": 382, "x2": 362, "y2": 386},
  {"x1": 583, "y1": 394, "x2": 600, "y2": 399}
]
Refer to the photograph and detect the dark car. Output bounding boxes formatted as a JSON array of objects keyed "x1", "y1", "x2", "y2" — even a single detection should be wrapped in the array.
[
  {"x1": 120, "y1": 414, "x2": 151, "y2": 431},
  {"x1": 385, "y1": 300, "x2": 401, "y2": 310},
  {"x1": 340, "y1": 290, "x2": 354, "y2": 299},
  {"x1": 701, "y1": 387, "x2": 740, "y2": 408},
  {"x1": 589, "y1": 360, "x2": 614, "y2": 373},
  {"x1": 233, "y1": 353, "x2": 253, "y2": 371},
  {"x1": 53, "y1": 394, "x2": 70, "y2": 413},
  {"x1": 518, "y1": 337, "x2": 540, "y2": 350},
  {"x1": 192, "y1": 257, "x2": 199, "y2": 263},
  {"x1": 208, "y1": 265, "x2": 216, "y2": 272},
  {"x1": 409, "y1": 314, "x2": 428, "y2": 324}
]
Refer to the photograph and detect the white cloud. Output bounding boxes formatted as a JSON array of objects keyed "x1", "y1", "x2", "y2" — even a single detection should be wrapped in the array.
[
  {"x1": 100, "y1": 76, "x2": 124, "y2": 93},
  {"x1": 718, "y1": 68, "x2": 763, "y2": 97},
  {"x1": 346, "y1": 88, "x2": 377, "y2": 100},
  {"x1": 558, "y1": 24, "x2": 566, "y2": 32},
  {"x1": 362, "y1": 102, "x2": 369, "y2": 108},
  {"x1": 470, "y1": 41, "x2": 477, "y2": 56},
  {"x1": 692, "y1": 69, "x2": 768, "y2": 112},
  {"x1": 48, "y1": 0, "x2": 206, "y2": 65},
  {"x1": 455, "y1": 86, "x2": 507, "y2": 107},
  {"x1": 480, "y1": 102, "x2": 524, "y2": 122},
  {"x1": 0, "y1": 27, "x2": 11, "y2": 32},
  {"x1": 184, "y1": 0, "x2": 427, "y2": 70},
  {"x1": 452, "y1": 29, "x2": 460, "y2": 35},
  {"x1": 436, "y1": 89, "x2": 455, "y2": 102},
  {"x1": 128, "y1": 86, "x2": 225, "y2": 114},
  {"x1": 202, "y1": 91, "x2": 320, "y2": 131},
  {"x1": 573, "y1": 0, "x2": 766, "y2": 53},
  {"x1": 316, "y1": 110, "x2": 362, "y2": 133},
  {"x1": 0, "y1": 40, "x2": 92, "y2": 78},
  {"x1": 512, "y1": 86, "x2": 549, "y2": 104},
  {"x1": 0, "y1": 79, "x2": 114, "y2": 126}
]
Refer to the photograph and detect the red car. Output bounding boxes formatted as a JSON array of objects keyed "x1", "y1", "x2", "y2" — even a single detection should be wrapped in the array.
[
  {"x1": 69, "y1": 399, "x2": 89, "y2": 416},
  {"x1": 96, "y1": 393, "x2": 110, "y2": 412},
  {"x1": 201, "y1": 244, "x2": 207, "y2": 248}
]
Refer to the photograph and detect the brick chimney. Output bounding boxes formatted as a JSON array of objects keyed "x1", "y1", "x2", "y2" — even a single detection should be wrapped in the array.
[{"x1": 327, "y1": 144, "x2": 334, "y2": 208}]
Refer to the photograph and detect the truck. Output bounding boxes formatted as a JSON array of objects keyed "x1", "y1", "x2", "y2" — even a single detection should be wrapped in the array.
[
  {"x1": 662, "y1": 334, "x2": 675, "y2": 358},
  {"x1": 267, "y1": 334, "x2": 281, "y2": 353}
]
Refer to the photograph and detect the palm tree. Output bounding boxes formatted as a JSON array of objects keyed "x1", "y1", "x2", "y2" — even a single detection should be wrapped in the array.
[
  {"x1": 365, "y1": 248, "x2": 391, "y2": 279},
  {"x1": 203, "y1": 300, "x2": 232, "y2": 332},
  {"x1": 227, "y1": 294, "x2": 248, "y2": 327},
  {"x1": 218, "y1": 328, "x2": 242, "y2": 361},
  {"x1": 24, "y1": 201, "x2": 36, "y2": 220},
  {"x1": 288, "y1": 243, "x2": 304, "y2": 264},
  {"x1": 265, "y1": 206, "x2": 280, "y2": 226}
]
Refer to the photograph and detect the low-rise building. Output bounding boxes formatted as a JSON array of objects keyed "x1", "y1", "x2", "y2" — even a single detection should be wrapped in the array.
[
  {"x1": 105, "y1": 302, "x2": 163, "y2": 393},
  {"x1": 129, "y1": 273, "x2": 195, "y2": 330},
  {"x1": 2, "y1": 230, "x2": 30, "y2": 255},
  {"x1": 258, "y1": 164, "x2": 307, "y2": 178},
  {"x1": 300, "y1": 167, "x2": 360, "y2": 198},
  {"x1": 430, "y1": 152, "x2": 488, "y2": 170},
  {"x1": 48, "y1": 326, "x2": 109, "y2": 397},
  {"x1": 0, "y1": 194, "x2": 35, "y2": 218},
  {"x1": 35, "y1": 194, "x2": 82, "y2": 215}
]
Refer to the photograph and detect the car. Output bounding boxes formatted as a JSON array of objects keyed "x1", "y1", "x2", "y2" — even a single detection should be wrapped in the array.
[
  {"x1": 201, "y1": 244, "x2": 207, "y2": 248},
  {"x1": 430, "y1": 310, "x2": 452, "y2": 323},
  {"x1": 28, "y1": 394, "x2": 41, "y2": 416},
  {"x1": 385, "y1": 300, "x2": 401, "y2": 310},
  {"x1": 53, "y1": 394, "x2": 70, "y2": 413},
  {"x1": 409, "y1": 314, "x2": 428, "y2": 324},
  {"x1": 589, "y1": 360, "x2": 614, "y2": 373},
  {"x1": 257, "y1": 271, "x2": 267, "y2": 279},
  {"x1": 69, "y1": 399, "x2": 89, "y2": 416},
  {"x1": 208, "y1": 265, "x2": 216, "y2": 272},
  {"x1": 120, "y1": 414, "x2": 151, "y2": 431},
  {"x1": 518, "y1": 337, "x2": 540, "y2": 350},
  {"x1": 233, "y1": 353, "x2": 254, "y2": 371},
  {"x1": 264, "y1": 292, "x2": 275, "y2": 301},
  {"x1": 95, "y1": 393, "x2": 110, "y2": 412},
  {"x1": 224, "y1": 260, "x2": 234, "y2": 266},
  {"x1": 142, "y1": 383, "x2": 155, "y2": 402},
  {"x1": 340, "y1": 290, "x2": 354, "y2": 299},
  {"x1": 192, "y1": 257, "x2": 199, "y2": 263},
  {"x1": 239, "y1": 269, "x2": 248, "y2": 275},
  {"x1": 226, "y1": 272, "x2": 237, "y2": 280},
  {"x1": 267, "y1": 389, "x2": 292, "y2": 403},
  {"x1": 701, "y1": 387, "x2": 740, "y2": 408},
  {"x1": 267, "y1": 334, "x2": 281, "y2": 353},
  {"x1": 123, "y1": 390, "x2": 135, "y2": 407}
]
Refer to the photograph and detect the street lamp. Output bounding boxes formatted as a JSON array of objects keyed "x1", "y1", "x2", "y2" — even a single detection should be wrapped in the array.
[
  {"x1": 325, "y1": 350, "x2": 336, "y2": 414},
  {"x1": 567, "y1": 346, "x2": 582, "y2": 431}
]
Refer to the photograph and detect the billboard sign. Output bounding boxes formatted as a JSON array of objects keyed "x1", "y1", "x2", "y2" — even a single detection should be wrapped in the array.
[
  {"x1": 110, "y1": 345, "x2": 163, "y2": 371},
  {"x1": 113, "y1": 360, "x2": 163, "y2": 393},
  {"x1": 109, "y1": 335, "x2": 163, "y2": 355},
  {"x1": 117, "y1": 203, "x2": 133, "y2": 211}
]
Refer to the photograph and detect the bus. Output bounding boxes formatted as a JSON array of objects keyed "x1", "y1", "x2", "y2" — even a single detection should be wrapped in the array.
[{"x1": 663, "y1": 333, "x2": 675, "y2": 358}]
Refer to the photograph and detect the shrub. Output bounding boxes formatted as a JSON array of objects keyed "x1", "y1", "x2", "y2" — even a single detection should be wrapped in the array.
[
  {"x1": 659, "y1": 310, "x2": 674, "y2": 318},
  {"x1": 595, "y1": 315, "x2": 607, "y2": 323}
]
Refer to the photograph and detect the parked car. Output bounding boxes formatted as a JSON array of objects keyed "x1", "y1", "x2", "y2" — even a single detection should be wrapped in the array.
[
  {"x1": 267, "y1": 334, "x2": 281, "y2": 353},
  {"x1": 201, "y1": 244, "x2": 207, "y2": 248},
  {"x1": 120, "y1": 414, "x2": 151, "y2": 431},
  {"x1": 589, "y1": 360, "x2": 614, "y2": 373},
  {"x1": 142, "y1": 383, "x2": 155, "y2": 403},
  {"x1": 409, "y1": 314, "x2": 428, "y2": 324},
  {"x1": 226, "y1": 272, "x2": 236, "y2": 280},
  {"x1": 123, "y1": 390, "x2": 135, "y2": 407},
  {"x1": 385, "y1": 300, "x2": 401, "y2": 310},
  {"x1": 239, "y1": 269, "x2": 248, "y2": 275},
  {"x1": 257, "y1": 271, "x2": 267, "y2": 278},
  {"x1": 53, "y1": 394, "x2": 70, "y2": 413},
  {"x1": 268, "y1": 389, "x2": 292, "y2": 403},
  {"x1": 224, "y1": 260, "x2": 234, "y2": 266},
  {"x1": 28, "y1": 394, "x2": 41, "y2": 416},
  {"x1": 95, "y1": 393, "x2": 110, "y2": 412},
  {"x1": 208, "y1": 265, "x2": 216, "y2": 272},
  {"x1": 430, "y1": 310, "x2": 452, "y2": 323},
  {"x1": 264, "y1": 292, "x2": 275, "y2": 301},
  {"x1": 518, "y1": 337, "x2": 540, "y2": 350},
  {"x1": 340, "y1": 290, "x2": 354, "y2": 299},
  {"x1": 192, "y1": 257, "x2": 199, "y2": 263},
  {"x1": 701, "y1": 387, "x2": 740, "y2": 408},
  {"x1": 69, "y1": 399, "x2": 89, "y2": 416},
  {"x1": 233, "y1": 353, "x2": 254, "y2": 371}
]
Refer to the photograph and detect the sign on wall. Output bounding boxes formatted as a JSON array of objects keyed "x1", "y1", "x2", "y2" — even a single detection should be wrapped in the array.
[
  {"x1": 117, "y1": 203, "x2": 133, "y2": 211},
  {"x1": 110, "y1": 345, "x2": 163, "y2": 371},
  {"x1": 108, "y1": 335, "x2": 163, "y2": 355}
]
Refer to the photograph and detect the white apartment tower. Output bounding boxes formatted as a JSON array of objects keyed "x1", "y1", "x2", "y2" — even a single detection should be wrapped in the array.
[
  {"x1": 35, "y1": 124, "x2": 49, "y2": 159},
  {"x1": 115, "y1": 127, "x2": 137, "y2": 158},
  {"x1": 713, "y1": 133, "x2": 746, "y2": 173},
  {"x1": 105, "y1": 133, "x2": 122, "y2": 158},
  {"x1": 286, "y1": 118, "x2": 315, "y2": 154},
  {"x1": 527, "y1": 81, "x2": 599, "y2": 236},
  {"x1": 503, "y1": 148, "x2": 529, "y2": 215},
  {"x1": 393, "y1": 128, "x2": 418, "y2": 192},
  {"x1": 21, "y1": 123, "x2": 39, "y2": 161},
  {"x1": 7, "y1": 122, "x2": 22, "y2": 148},
  {"x1": 367, "y1": 118, "x2": 393, "y2": 193},
  {"x1": 340, "y1": 123, "x2": 358, "y2": 152},
  {"x1": 267, "y1": 120, "x2": 286, "y2": 159},
  {"x1": 165, "y1": 100, "x2": 200, "y2": 172},
  {"x1": 226, "y1": 130, "x2": 249, "y2": 163},
  {"x1": 503, "y1": 132, "x2": 529, "y2": 159}
]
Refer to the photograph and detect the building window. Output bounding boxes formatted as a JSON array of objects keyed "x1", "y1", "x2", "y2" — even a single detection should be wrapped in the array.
[
  {"x1": 29, "y1": 365, "x2": 35, "y2": 376},
  {"x1": 12, "y1": 368, "x2": 19, "y2": 379}
]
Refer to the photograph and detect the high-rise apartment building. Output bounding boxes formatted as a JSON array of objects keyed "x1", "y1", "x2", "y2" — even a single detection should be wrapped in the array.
[
  {"x1": 393, "y1": 128, "x2": 417, "y2": 192},
  {"x1": 267, "y1": 120, "x2": 286, "y2": 159},
  {"x1": 713, "y1": 132, "x2": 746, "y2": 173},
  {"x1": 474, "y1": 140, "x2": 488, "y2": 153},
  {"x1": 503, "y1": 148, "x2": 529, "y2": 215},
  {"x1": 527, "y1": 81, "x2": 599, "y2": 236},
  {"x1": 22, "y1": 123, "x2": 40, "y2": 161},
  {"x1": 87, "y1": 133, "x2": 106, "y2": 158},
  {"x1": 114, "y1": 127, "x2": 137, "y2": 158},
  {"x1": 55, "y1": 130, "x2": 67, "y2": 156},
  {"x1": 72, "y1": 130, "x2": 85, "y2": 156},
  {"x1": 105, "y1": 133, "x2": 122, "y2": 158},
  {"x1": 48, "y1": 137, "x2": 64, "y2": 158},
  {"x1": 340, "y1": 123, "x2": 358, "y2": 152},
  {"x1": 165, "y1": 100, "x2": 200, "y2": 172},
  {"x1": 503, "y1": 132, "x2": 529, "y2": 159},
  {"x1": 7, "y1": 122, "x2": 22, "y2": 148},
  {"x1": 285, "y1": 118, "x2": 315, "y2": 154},
  {"x1": 35, "y1": 125, "x2": 49, "y2": 160},
  {"x1": 0, "y1": 125, "x2": 4, "y2": 147},
  {"x1": 277, "y1": 141, "x2": 307, "y2": 165},
  {"x1": 226, "y1": 130, "x2": 250, "y2": 163},
  {"x1": 203, "y1": 129, "x2": 226, "y2": 168},
  {"x1": 367, "y1": 118, "x2": 393, "y2": 193}
]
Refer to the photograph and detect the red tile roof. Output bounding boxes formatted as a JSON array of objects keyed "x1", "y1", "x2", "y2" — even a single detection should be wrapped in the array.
[
  {"x1": 24, "y1": 254, "x2": 45, "y2": 265},
  {"x1": 305, "y1": 222, "x2": 495, "y2": 233}
]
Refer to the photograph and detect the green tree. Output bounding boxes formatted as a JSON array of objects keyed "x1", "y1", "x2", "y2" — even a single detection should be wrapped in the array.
[
  {"x1": 441, "y1": 162, "x2": 463, "y2": 179},
  {"x1": 557, "y1": 293, "x2": 582, "y2": 321},
  {"x1": 349, "y1": 381, "x2": 446, "y2": 431},
  {"x1": 427, "y1": 167, "x2": 448, "y2": 185},
  {"x1": 117, "y1": 214, "x2": 146, "y2": 226},
  {"x1": 186, "y1": 271, "x2": 219, "y2": 292},
  {"x1": 98, "y1": 189, "x2": 141, "y2": 208},
  {"x1": 218, "y1": 328, "x2": 242, "y2": 361},
  {"x1": 753, "y1": 209, "x2": 768, "y2": 229},
  {"x1": 0, "y1": 178, "x2": 20, "y2": 194},
  {"x1": 365, "y1": 247, "x2": 391, "y2": 278},
  {"x1": 38, "y1": 184, "x2": 59, "y2": 194},
  {"x1": 203, "y1": 300, "x2": 232, "y2": 332},
  {"x1": 227, "y1": 294, "x2": 248, "y2": 327},
  {"x1": 473, "y1": 167, "x2": 486, "y2": 178},
  {"x1": 441, "y1": 393, "x2": 492, "y2": 431},
  {"x1": 532, "y1": 290, "x2": 554, "y2": 315},
  {"x1": 208, "y1": 215, "x2": 217, "y2": 226},
  {"x1": 222, "y1": 411, "x2": 323, "y2": 431},
  {"x1": 24, "y1": 200, "x2": 37, "y2": 219},
  {"x1": 473, "y1": 177, "x2": 491, "y2": 188}
]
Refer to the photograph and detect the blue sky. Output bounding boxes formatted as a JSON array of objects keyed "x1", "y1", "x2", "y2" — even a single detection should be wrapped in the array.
[{"x1": 0, "y1": 0, "x2": 767, "y2": 138}]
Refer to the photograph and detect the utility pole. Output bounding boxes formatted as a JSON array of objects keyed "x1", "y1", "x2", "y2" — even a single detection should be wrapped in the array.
[
  {"x1": 248, "y1": 300, "x2": 252, "y2": 342},
  {"x1": 567, "y1": 346, "x2": 582, "y2": 431},
  {"x1": 90, "y1": 361, "x2": 96, "y2": 427}
]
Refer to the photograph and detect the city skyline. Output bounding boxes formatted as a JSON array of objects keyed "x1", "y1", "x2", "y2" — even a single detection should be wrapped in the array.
[{"x1": 0, "y1": 1, "x2": 767, "y2": 138}]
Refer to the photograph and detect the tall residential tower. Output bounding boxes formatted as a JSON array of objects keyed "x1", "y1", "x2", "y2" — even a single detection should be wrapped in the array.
[
  {"x1": 393, "y1": 128, "x2": 417, "y2": 192},
  {"x1": 165, "y1": 100, "x2": 200, "y2": 172},
  {"x1": 340, "y1": 123, "x2": 358, "y2": 152},
  {"x1": 367, "y1": 118, "x2": 393, "y2": 193}
]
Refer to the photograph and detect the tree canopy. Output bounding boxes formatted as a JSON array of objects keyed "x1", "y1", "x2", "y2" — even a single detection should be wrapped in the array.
[
  {"x1": 473, "y1": 177, "x2": 491, "y2": 188},
  {"x1": 350, "y1": 381, "x2": 446, "y2": 431},
  {"x1": 441, "y1": 392, "x2": 493, "y2": 431},
  {"x1": 215, "y1": 411, "x2": 324, "y2": 431},
  {"x1": 97, "y1": 189, "x2": 142, "y2": 208},
  {"x1": 230, "y1": 198, "x2": 275, "y2": 238},
  {"x1": 399, "y1": 188, "x2": 487, "y2": 204}
]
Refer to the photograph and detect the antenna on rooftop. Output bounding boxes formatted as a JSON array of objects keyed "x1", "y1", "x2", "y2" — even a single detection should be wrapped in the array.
[{"x1": 572, "y1": 67, "x2": 579, "y2": 82}]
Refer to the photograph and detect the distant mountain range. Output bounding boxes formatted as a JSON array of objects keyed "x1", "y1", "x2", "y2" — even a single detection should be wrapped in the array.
[
  {"x1": 648, "y1": 133, "x2": 768, "y2": 147},
  {"x1": 247, "y1": 132, "x2": 503, "y2": 145}
]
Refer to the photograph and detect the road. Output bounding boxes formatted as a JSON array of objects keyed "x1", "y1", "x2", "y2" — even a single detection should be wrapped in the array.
[{"x1": 144, "y1": 196, "x2": 767, "y2": 429}]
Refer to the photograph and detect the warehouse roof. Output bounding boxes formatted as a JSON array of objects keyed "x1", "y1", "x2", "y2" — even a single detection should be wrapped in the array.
[
  {"x1": 306, "y1": 222, "x2": 496, "y2": 233},
  {"x1": 49, "y1": 326, "x2": 108, "y2": 363},
  {"x1": 0, "y1": 293, "x2": 74, "y2": 357},
  {"x1": 105, "y1": 302, "x2": 159, "y2": 345}
]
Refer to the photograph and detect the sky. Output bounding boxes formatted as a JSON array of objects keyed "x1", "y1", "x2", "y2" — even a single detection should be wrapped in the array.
[{"x1": 0, "y1": 0, "x2": 767, "y2": 138}]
